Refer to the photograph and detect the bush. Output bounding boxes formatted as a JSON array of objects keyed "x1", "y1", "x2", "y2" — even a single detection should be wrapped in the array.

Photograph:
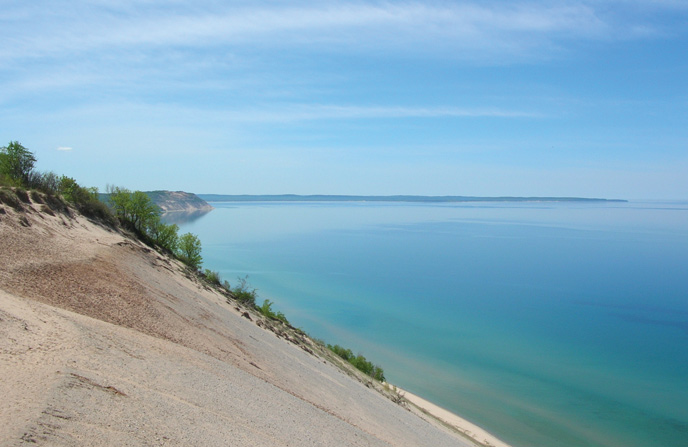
[
  {"x1": 257, "y1": 299, "x2": 290, "y2": 324},
  {"x1": 177, "y1": 232, "x2": 203, "y2": 270},
  {"x1": 78, "y1": 197, "x2": 117, "y2": 226},
  {"x1": 203, "y1": 269, "x2": 221, "y2": 285},
  {"x1": 26, "y1": 171, "x2": 60, "y2": 194},
  {"x1": 232, "y1": 276, "x2": 257, "y2": 306},
  {"x1": 328, "y1": 344, "x2": 385, "y2": 382}
]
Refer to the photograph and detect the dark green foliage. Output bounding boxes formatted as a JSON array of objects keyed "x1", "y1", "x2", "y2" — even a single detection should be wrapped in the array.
[
  {"x1": 0, "y1": 141, "x2": 36, "y2": 186},
  {"x1": 177, "y1": 232, "x2": 203, "y2": 270},
  {"x1": 328, "y1": 344, "x2": 385, "y2": 382},
  {"x1": 232, "y1": 276, "x2": 257, "y2": 306}
]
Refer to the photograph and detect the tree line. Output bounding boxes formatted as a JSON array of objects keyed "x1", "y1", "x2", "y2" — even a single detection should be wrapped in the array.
[{"x1": 1, "y1": 141, "x2": 203, "y2": 270}]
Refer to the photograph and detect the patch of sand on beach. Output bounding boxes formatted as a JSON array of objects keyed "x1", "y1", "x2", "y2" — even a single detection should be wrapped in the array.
[
  {"x1": 397, "y1": 387, "x2": 512, "y2": 447},
  {"x1": 0, "y1": 193, "x2": 498, "y2": 446}
]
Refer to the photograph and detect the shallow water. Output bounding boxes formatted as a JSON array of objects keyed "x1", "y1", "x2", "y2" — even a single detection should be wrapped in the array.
[{"x1": 177, "y1": 201, "x2": 688, "y2": 447}]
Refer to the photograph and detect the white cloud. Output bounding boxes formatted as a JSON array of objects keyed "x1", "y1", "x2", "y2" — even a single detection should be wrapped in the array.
[
  {"x1": 56, "y1": 146, "x2": 73, "y2": 151},
  {"x1": 217, "y1": 104, "x2": 542, "y2": 123},
  {"x1": 0, "y1": 1, "x2": 653, "y2": 64}
]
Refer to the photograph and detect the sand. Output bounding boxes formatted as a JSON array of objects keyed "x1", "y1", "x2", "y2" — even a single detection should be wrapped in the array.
[
  {"x1": 0, "y1": 191, "x2": 505, "y2": 446},
  {"x1": 396, "y1": 387, "x2": 511, "y2": 447}
]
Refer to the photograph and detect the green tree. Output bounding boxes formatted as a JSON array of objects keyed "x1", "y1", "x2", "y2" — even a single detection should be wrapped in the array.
[
  {"x1": 129, "y1": 190, "x2": 160, "y2": 232},
  {"x1": 0, "y1": 141, "x2": 37, "y2": 186},
  {"x1": 148, "y1": 219, "x2": 179, "y2": 253},
  {"x1": 58, "y1": 176, "x2": 80, "y2": 202},
  {"x1": 106, "y1": 186, "x2": 160, "y2": 233},
  {"x1": 107, "y1": 185, "x2": 133, "y2": 221},
  {"x1": 177, "y1": 232, "x2": 202, "y2": 269}
]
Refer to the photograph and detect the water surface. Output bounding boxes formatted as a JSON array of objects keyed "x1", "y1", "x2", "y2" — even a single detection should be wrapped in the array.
[{"x1": 177, "y1": 201, "x2": 688, "y2": 447}]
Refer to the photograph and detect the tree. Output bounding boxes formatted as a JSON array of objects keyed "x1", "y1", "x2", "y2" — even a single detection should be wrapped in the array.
[
  {"x1": 177, "y1": 232, "x2": 202, "y2": 269},
  {"x1": 0, "y1": 141, "x2": 37, "y2": 186},
  {"x1": 129, "y1": 190, "x2": 160, "y2": 232},
  {"x1": 107, "y1": 185, "x2": 133, "y2": 221},
  {"x1": 148, "y1": 219, "x2": 179, "y2": 253},
  {"x1": 106, "y1": 186, "x2": 160, "y2": 233}
]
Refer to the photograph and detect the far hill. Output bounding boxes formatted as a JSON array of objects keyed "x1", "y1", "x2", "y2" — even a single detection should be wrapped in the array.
[
  {"x1": 198, "y1": 194, "x2": 627, "y2": 203},
  {"x1": 145, "y1": 190, "x2": 214, "y2": 213}
]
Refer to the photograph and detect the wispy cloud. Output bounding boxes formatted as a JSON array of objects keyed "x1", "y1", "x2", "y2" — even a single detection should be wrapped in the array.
[
  {"x1": 0, "y1": 1, "x2": 667, "y2": 65},
  {"x1": 56, "y1": 146, "x2": 73, "y2": 151},
  {"x1": 218, "y1": 104, "x2": 542, "y2": 123}
]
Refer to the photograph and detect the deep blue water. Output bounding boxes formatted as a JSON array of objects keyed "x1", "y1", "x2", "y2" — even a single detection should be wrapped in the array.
[{"x1": 176, "y1": 201, "x2": 688, "y2": 447}]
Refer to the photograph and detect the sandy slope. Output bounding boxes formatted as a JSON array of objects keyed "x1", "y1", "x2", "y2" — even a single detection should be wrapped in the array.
[{"x1": 0, "y1": 192, "x2": 481, "y2": 446}]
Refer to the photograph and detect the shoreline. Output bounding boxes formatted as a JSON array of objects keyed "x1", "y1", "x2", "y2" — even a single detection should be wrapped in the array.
[{"x1": 392, "y1": 385, "x2": 512, "y2": 447}]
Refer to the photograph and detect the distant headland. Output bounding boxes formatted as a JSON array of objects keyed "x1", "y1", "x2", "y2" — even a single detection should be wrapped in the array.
[
  {"x1": 146, "y1": 190, "x2": 214, "y2": 213},
  {"x1": 198, "y1": 194, "x2": 627, "y2": 203}
]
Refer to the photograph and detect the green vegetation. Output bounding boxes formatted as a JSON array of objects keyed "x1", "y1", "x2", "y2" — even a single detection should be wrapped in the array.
[
  {"x1": 177, "y1": 233, "x2": 203, "y2": 270},
  {"x1": 3, "y1": 139, "x2": 389, "y2": 390},
  {"x1": 232, "y1": 275, "x2": 258, "y2": 306},
  {"x1": 203, "y1": 269, "x2": 221, "y2": 285},
  {"x1": 328, "y1": 344, "x2": 385, "y2": 382},
  {"x1": 0, "y1": 141, "x2": 36, "y2": 186},
  {"x1": 106, "y1": 184, "x2": 202, "y2": 269},
  {"x1": 258, "y1": 299, "x2": 289, "y2": 324},
  {"x1": 1, "y1": 140, "x2": 200, "y2": 270}
]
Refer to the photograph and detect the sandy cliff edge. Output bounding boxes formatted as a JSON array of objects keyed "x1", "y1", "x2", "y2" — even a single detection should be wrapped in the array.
[{"x1": 0, "y1": 190, "x2": 504, "y2": 447}]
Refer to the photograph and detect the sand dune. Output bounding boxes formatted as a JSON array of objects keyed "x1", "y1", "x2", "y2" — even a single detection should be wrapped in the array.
[{"x1": 0, "y1": 192, "x2": 494, "y2": 446}]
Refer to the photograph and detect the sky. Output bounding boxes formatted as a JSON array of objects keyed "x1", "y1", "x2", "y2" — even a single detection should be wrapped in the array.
[{"x1": 1, "y1": 0, "x2": 687, "y2": 199}]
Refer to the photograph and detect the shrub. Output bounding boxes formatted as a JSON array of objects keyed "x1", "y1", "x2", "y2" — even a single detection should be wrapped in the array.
[
  {"x1": 232, "y1": 276, "x2": 257, "y2": 306},
  {"x1": 78, "y1": 197, "x2": 117, "y2": 226},
  {"x1": 177, "y1": 232, "x2": 203, "y2": 270},
  {"x1": 203, "y1": 269, "x2": 221, "y2": 285},
  {"x1": 257, "y1": 299, "x2": 290, "y2": 324},
  {"x1": 328, "y1": 344, "x2": 385, "y2": 382},
  {"x1": 55, "y1": 176, "x2": 116, "y2": 226},
  {"x1": 26, "y1": 171, "x2": 59, "y2": 194}
]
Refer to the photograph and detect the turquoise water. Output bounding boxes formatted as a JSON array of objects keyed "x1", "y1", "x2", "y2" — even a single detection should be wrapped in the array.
[{"x1": 177, "y1": 201, "x2": 688, "y2": 447}]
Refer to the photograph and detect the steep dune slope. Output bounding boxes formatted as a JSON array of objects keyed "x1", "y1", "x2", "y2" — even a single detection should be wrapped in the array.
[{"x1": 0, "y1": 192, "x2": 475, "y2": 447}]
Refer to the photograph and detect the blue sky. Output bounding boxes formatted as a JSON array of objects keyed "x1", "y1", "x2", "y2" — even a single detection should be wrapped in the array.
[{"x1": 2, "y1": 0, "x2": 686, "y2": 199}]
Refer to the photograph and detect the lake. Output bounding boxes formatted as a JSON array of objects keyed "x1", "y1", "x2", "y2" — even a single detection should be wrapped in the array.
[{"x1": 176, "y1": 200, "x2": 688, "y2": 447}]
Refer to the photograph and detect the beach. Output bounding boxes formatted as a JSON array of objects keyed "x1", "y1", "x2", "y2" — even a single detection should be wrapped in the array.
[{"x1": 397, "y1": 386, "x2": 511, "y2": 447}]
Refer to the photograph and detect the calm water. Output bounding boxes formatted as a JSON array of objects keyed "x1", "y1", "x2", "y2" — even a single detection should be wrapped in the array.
[{"x1": 176, "y1": 201, "x2": 688, "y2": 447}]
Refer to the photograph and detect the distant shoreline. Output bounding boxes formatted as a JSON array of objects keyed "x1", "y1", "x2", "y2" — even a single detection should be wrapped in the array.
[{"x1": 198, "y1": 194, "x2": 627, "y2": 203}]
